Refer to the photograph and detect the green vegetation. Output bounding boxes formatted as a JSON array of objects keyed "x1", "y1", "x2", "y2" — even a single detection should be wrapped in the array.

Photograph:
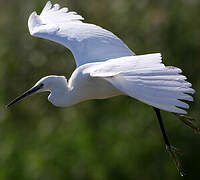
[{"x1": 0, "y1": 0, "x2": 200, "y2": 179}]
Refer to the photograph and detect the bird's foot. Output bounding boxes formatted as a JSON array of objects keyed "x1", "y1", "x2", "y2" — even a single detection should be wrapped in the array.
[
  {"x1": 174, "y1": 113, "x2": 200, "y2": 134},
  {"x1": 166, "y1": 145, "x2": 184, "y2": 177}
]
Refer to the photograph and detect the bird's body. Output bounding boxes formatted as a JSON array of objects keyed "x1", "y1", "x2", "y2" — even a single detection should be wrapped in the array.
[
  {"x1": 23, "y1": 52, "x2": 193, "y2": 115},
  {"x1": 7, "y1": 1, "x2": 197, "y2": 175},
  {"x1": 46, "y1": 63, "x2": 121, "y2": 107},
  {"x1": 8, "y1": 0, "x2": 195, "y2": 113},
  {"x1": 24, "y1": 1, "x2": 194, "y2": 114}
]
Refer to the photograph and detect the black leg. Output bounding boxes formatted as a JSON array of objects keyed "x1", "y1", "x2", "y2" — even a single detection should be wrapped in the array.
[{"x1": 153, "y1": 107, "x2": 184, "y2": 176}]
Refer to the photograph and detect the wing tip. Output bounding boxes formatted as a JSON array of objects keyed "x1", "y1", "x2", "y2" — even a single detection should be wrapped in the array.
[
  {"x1": 175, "y1": 108, "x2": 187, "y2": 114},
  {"x1": 39, "y1": 1, "x2": 84, "y2": 23},
  {"x1": 42, "y1": 1, "x2": 52, "y2": 13},
  {"x1": 28, "y1": 11, "x2": 43, "y2": 36},
  {"x1": 28, "y1": 1, "x2": 53, "y2": 34}
]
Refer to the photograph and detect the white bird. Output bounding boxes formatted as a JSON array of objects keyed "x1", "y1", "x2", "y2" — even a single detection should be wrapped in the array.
[{"x1": 7, "y1": 1, "x2": 196, "y2": 175}]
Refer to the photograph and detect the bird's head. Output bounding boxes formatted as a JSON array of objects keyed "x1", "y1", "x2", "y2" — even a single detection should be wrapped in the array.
[{"x1": 7, "y1": 75, "x2": 68, "y2": 107}]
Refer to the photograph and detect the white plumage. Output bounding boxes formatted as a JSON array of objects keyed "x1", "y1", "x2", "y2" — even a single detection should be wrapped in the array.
[
  {"x1": 90, "y1": 54, "x2": 194, "y2": 113},
  {"x1": 8, "y1": 1, "x2": 195, "y2": 115},
  {"x1": 28, "y1": 1, "x2": 134, "y2": 67},
  {"x1": 6, "y1": 2, "x2": 196, "y2": 175}
]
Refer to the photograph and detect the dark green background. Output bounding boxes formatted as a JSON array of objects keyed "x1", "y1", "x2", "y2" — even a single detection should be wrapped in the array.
[{"x1": 0, "y1": 0, "x2": 200, "y2": 179}]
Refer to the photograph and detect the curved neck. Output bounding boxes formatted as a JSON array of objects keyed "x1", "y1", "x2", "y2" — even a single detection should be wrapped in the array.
[{"x1": 48, "y1": 86, "x2": 81, "y2": 107}]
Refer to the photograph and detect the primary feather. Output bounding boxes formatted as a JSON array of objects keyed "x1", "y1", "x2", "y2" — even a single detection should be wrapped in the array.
[
  {"x1": 91, "y1": 54, "x2": 195, "y2": 114},
  {"x1": 28, "y1": 1, "x2": 134, "y2": 67}
]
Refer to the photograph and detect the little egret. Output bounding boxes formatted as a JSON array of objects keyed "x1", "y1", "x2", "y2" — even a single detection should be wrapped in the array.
[{"x1": 8, "y1": 1, "x2": 196, "y2": 175}]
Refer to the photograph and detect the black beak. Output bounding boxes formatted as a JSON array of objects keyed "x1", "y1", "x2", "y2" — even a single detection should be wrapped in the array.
[{"x1": 7, "y1": 84, "x2": 43, "y2": 108}]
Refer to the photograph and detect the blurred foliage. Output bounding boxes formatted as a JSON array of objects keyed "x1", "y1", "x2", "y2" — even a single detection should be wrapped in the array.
[{"x1": 0, "y1": 0, "x2": 200, "y2": 179}]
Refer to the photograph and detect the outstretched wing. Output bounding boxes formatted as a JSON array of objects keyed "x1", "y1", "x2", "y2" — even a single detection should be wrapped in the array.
[
  {"x1": 28, "y1": 1, "x2": 134, "y2": 67},
  {"x1": 91, "y1": 53, "x2": 195, "y2": 114}
]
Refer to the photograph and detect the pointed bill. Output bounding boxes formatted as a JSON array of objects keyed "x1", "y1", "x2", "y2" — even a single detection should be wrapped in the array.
[{"x1": 7, "y1": 84, "x2": 43, "y2": 108}]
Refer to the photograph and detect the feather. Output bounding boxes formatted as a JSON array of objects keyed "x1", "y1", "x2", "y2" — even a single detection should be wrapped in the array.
[
  {"x1": 28, "y1": 1, "x2": 134, "y2": 67},
  {"x1": 91, "y1": 53, "x2": 195, "y2": 114}
]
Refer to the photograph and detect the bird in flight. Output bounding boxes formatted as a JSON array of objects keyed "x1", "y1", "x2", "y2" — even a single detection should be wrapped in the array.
[{"x1": 7, "y1": 1, "x2": 196, "y2": 175}]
